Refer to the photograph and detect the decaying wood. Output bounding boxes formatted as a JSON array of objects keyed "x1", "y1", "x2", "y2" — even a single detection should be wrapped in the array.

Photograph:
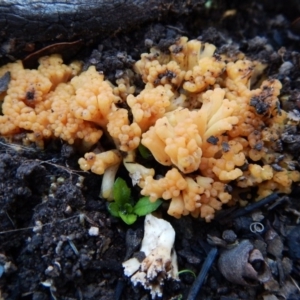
[{"x1": 0, "y1": 0, "x2": 205, "y2": 62}]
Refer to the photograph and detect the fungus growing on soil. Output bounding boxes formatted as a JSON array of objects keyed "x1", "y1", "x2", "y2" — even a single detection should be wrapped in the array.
[
  {"x1": 0, "y1": 38, "x2": 299, "y2": 222},
  {"x1": 122, "y1": 214, "x2": 178, "y2": 299}
]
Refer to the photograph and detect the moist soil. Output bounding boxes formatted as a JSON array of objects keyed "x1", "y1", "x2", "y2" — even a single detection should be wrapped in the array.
[{"x1": 1, "y1": 1, "x2": 300, "y2": 299}]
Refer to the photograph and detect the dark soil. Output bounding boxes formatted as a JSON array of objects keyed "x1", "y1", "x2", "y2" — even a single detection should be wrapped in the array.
[{"x1": 1, "y1": 1, "x2": 300, "y2": 299}]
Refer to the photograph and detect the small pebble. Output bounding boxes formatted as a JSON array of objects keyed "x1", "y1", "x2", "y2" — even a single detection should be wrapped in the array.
[
  {"x1": 222, "y1": 230, "x2": 237, "y2": 244},
  {"x1": 279, "y1": 61, "x2": 293, "y2": 74}
]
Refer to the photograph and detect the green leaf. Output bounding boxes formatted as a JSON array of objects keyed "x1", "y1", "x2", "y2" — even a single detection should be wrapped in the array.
[
  {"x1": 113, "y1": 178, "x2": 131, "y2": 205},
  {"x1": 108, "y1": 202, "x2": 120, "y2": 217},
  {"x1": 138, "y1": 144, "x2": 152, "y2": 159},
  {"x1": 119, "y1": 211, "x2": 137, "y2": 225},
  {"x1": 133, "y1": 197, "x2": 163, "y2": 216},
  {"x1": 124, "y1": 203, "x2": 134, "y2": 214}
]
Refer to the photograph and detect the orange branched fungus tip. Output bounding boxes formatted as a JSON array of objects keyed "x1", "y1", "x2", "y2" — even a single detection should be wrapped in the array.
[{"x1": 0, "y1": 38, "x2": 299, "y2": 221}]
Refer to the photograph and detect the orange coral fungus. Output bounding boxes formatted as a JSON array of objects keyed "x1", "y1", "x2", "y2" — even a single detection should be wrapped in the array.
[{"x1": 0, "y1": 38, "x2": 299, "y2": 221}]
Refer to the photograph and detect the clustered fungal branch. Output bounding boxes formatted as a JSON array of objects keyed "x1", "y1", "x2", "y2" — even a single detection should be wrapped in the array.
[{"x1": 0, "y1": 38, "x2": 299, "y2": 221}]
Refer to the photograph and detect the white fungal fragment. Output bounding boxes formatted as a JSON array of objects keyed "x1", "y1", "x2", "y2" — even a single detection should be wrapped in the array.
[
  {"x1": 122, "y1": 214, "x2": 178, "y2": 299},
  {"x1": 100, "y1": 163, "x2": 121, "y2": 200},
  {"x1": 88, "y1": 226, "x2": 99, "y2": 236},
  {"x1": 129, "y1": 171, "x2": 142, "y2": 186},
  {"x1": 123, "y1": 257, "x2": 141, "y2": 277}
]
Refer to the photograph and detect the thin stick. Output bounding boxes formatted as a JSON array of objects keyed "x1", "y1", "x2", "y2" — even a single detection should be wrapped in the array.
[
  {"x1": 187, "y1": 247, "x2": 218, "y2": 300},
  {"x1": 216, "y1": 193, "x2": 279, "y2": 223},
  {"x1": 0, "y1": 215, "x2": 79, "y2": 235}
]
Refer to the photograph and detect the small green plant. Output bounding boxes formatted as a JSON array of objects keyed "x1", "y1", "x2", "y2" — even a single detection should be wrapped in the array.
[
  {"x1": 178, "y1": 269, "x2": 197, "y2": 278},
  {"x1": 138, "y1": 143, "x2": 152, "y2": 159},
  {"x1": 108, "y1": 177, "x2": 162, "y2": 225}
]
